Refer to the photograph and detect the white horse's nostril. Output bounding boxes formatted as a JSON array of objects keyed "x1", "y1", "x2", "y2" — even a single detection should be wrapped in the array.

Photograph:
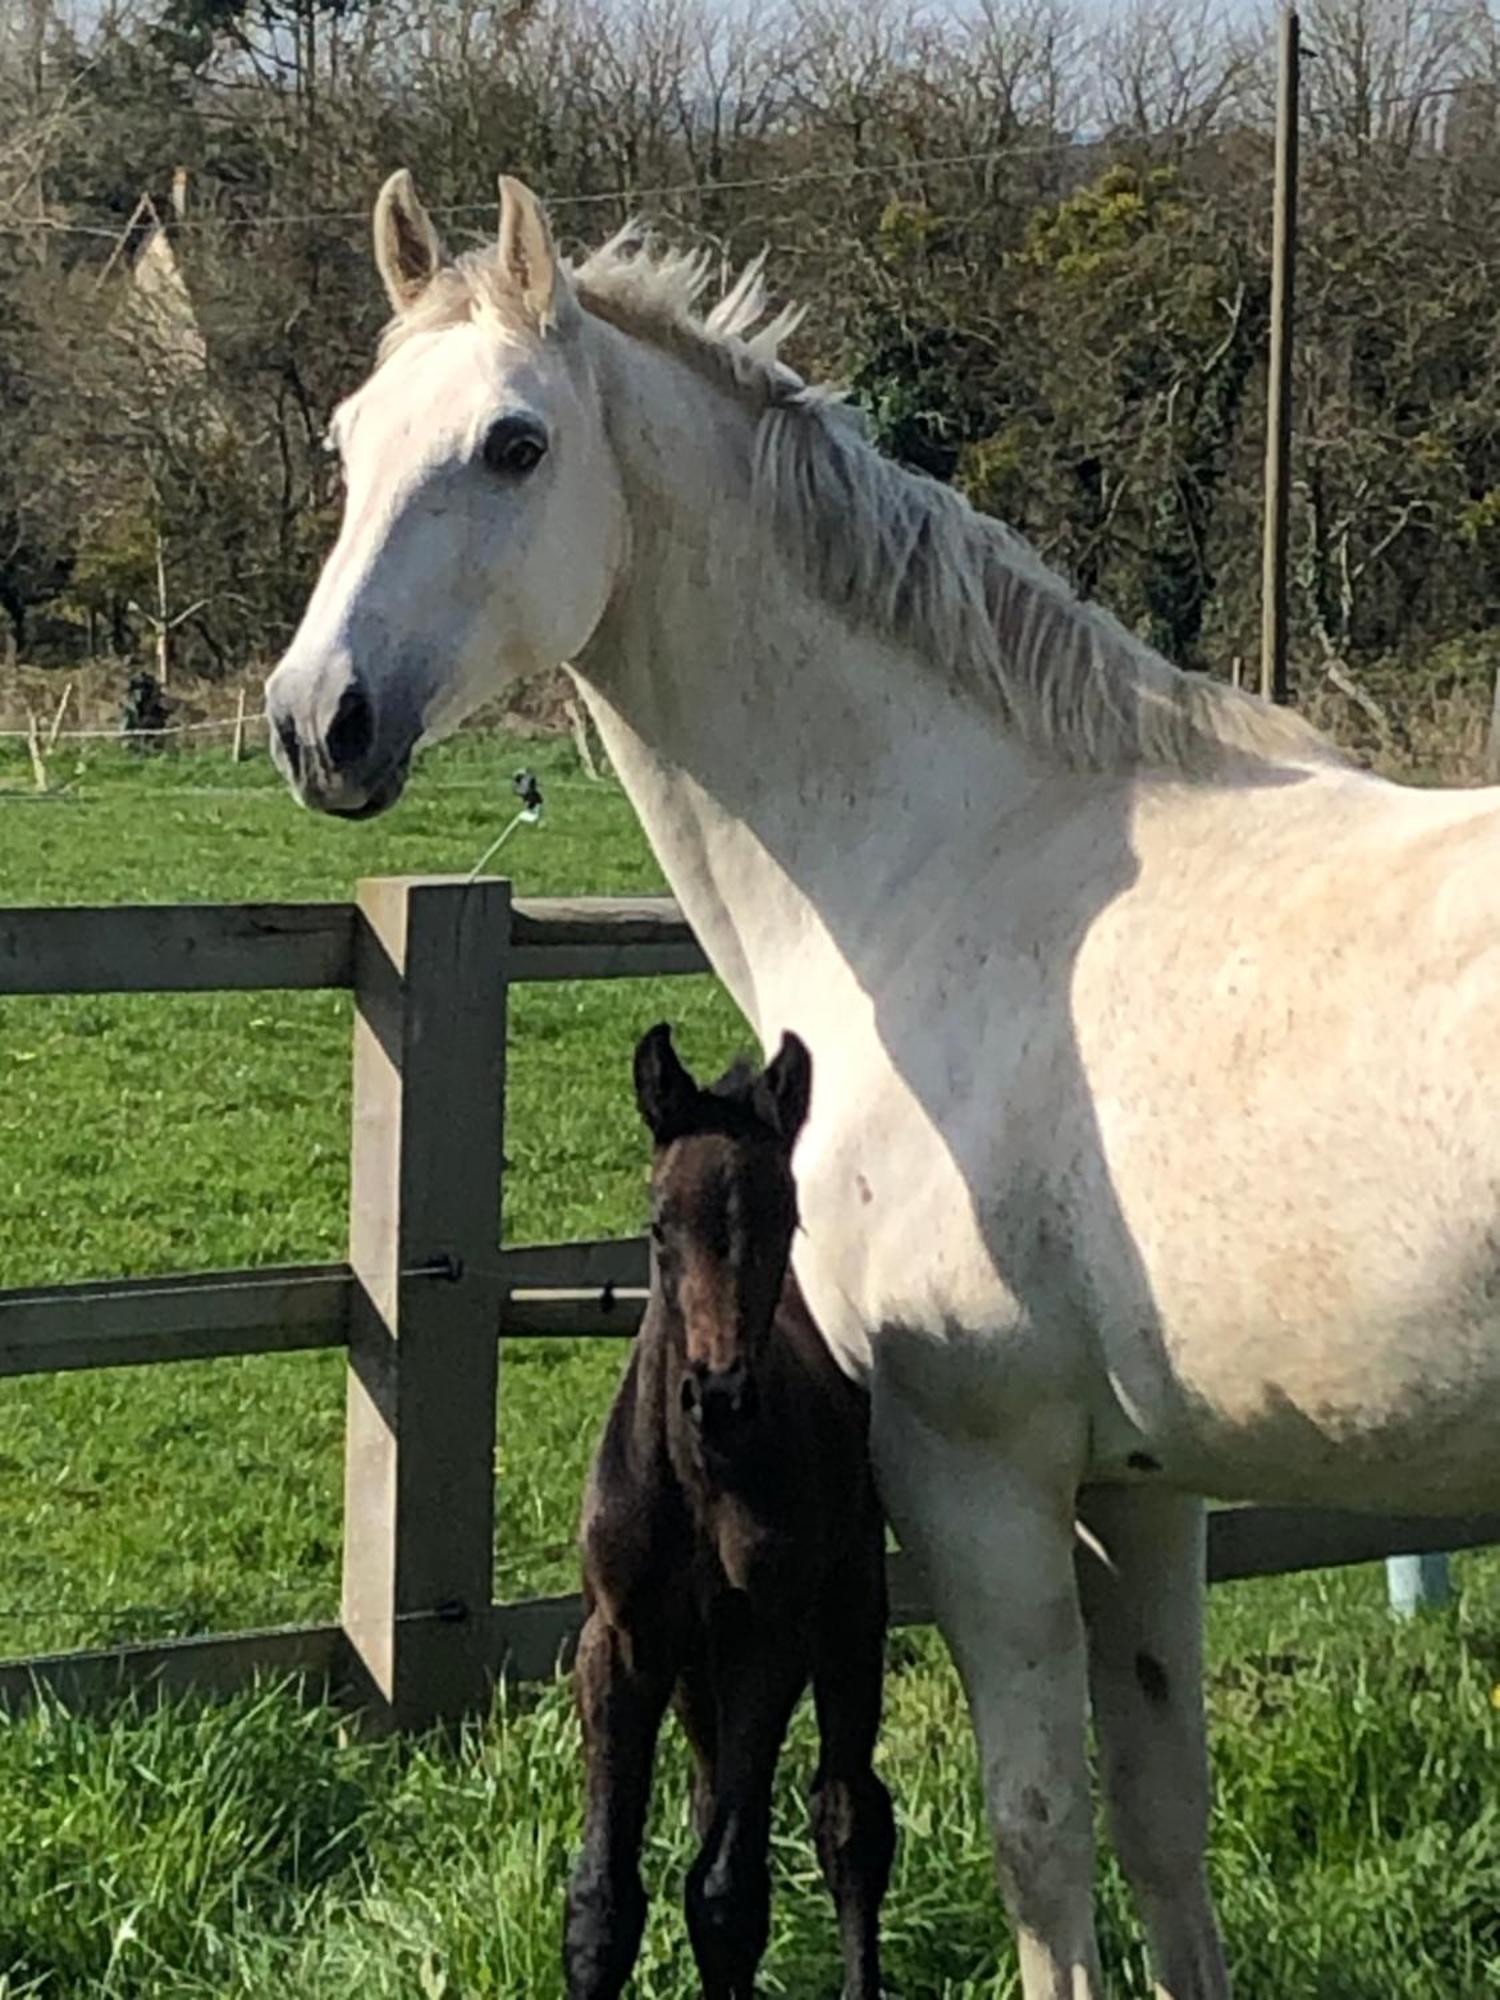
[{"x1": 326, "y1": 682, "x2": 376, "y2": 772}]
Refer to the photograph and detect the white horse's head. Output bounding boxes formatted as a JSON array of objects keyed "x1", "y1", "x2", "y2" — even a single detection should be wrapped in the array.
[{"x1": 266, "y1": 172, "x2": 627, "y2": 816}]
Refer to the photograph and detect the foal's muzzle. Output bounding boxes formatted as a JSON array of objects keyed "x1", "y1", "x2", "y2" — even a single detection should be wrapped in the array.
[{"x1": 682, "y1": 1361, "x2": 758, "y2": 1442}]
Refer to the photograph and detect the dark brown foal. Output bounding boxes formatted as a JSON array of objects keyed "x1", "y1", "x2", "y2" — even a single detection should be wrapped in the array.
[{"x1": 564, "y1": 1024, "x2": 894, "y2": 2000}]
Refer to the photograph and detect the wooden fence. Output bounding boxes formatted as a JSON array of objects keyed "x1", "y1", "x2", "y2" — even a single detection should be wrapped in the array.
[{"x1": 0, "y1": 874, "x2": 1497, "y2": 1731}]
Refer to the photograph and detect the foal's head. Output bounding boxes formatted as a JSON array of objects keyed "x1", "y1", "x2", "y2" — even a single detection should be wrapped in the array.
[{"x1": 633, "y1": 1024, "x2": 812, "y2": 1443}]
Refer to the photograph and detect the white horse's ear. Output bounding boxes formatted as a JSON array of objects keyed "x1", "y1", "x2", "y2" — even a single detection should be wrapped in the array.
[
  {"x1": 374, "y1": 169, "x2": 442, "y2": 313},
  {"x1": 498, "y1": 174, "x2": 568, "y2": 329}
]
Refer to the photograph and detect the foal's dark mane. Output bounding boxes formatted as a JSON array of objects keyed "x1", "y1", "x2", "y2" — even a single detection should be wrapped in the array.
[
  {"x1": 708, "y1": 1058, "x2": 758, "y2": 1099},
  {"x1": 656, "y1": 1058, "x2": 785, "y2": 1147}
]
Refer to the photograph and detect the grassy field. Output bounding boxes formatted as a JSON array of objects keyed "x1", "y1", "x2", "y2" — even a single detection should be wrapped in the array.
[{"x1": 0, "y1": 732, "x2": 1498, "y2": 1998}]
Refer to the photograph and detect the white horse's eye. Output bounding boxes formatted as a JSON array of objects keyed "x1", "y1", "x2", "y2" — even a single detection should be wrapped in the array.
[{"x1": 482, "y1": 416, "x2": 549, "y2": 477}]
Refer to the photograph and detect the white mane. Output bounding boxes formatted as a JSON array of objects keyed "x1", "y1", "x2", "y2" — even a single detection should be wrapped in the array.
[{"x1": 387, "y1": 230, "x2": 1338, "y2": 778}]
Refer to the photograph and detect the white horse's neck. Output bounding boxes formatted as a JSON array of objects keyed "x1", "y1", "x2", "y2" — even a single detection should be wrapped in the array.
[{"x1": 574, "y1": 323, "x2": 1043, "y2": 1044}]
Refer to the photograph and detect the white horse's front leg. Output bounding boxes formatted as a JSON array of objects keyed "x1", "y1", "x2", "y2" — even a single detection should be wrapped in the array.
[
  {"x1": 1076, "y1": 1485, "x2": 1229, "y2": 2000},
  {"x1": 877, "y1": 1392, "x2": 1101, "y2": 2000}
]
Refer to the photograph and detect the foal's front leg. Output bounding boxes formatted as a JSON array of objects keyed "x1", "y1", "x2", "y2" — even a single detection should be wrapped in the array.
[
  {"x1": 686, "y1": 1614, "x2": 806, "y2": 2000},
  {"x1": 564, "y1": 1605, "x2": 676, "y2": 2000},
  {"x1": 811, "y1": 1561, "x2": 896, "y2": 2000},
  {"x1": 675, "y1": 1653, "x2": 720, "y2": 1843}
]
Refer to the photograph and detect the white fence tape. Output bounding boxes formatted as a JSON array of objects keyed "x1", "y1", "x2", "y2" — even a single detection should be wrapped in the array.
[{"x1": 0, "y1": 715, "x2": 267, "y2": 742}]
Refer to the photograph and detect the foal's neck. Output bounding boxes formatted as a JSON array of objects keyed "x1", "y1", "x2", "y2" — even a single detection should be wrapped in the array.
[{"x1": 575, "y1": 325, "x2": 1039, "y2": 1043}]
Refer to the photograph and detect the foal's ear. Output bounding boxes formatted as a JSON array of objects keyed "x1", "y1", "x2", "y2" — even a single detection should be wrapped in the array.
[
  {"x1": 374, "y1": 169, "x2": 443, "y2": 314},
  {"x1": 634, "y1": 1023, "x2": 700, "y2": 1144},
  {"x1": 498, "y1": 175, "x2": 568, "y2": 329},
  {"x1": 755, "y1": 1032, "x2": 812, "y2": 1147}
]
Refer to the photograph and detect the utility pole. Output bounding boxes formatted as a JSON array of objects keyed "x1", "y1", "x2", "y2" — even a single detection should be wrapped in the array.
[{"x1": 1260, "y1": 5, "x2": 1300, "y2": 705}]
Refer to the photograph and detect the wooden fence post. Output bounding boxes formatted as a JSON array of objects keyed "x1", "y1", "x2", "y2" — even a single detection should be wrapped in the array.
[
  {"x1": 24, "y1": 709, "x2": 47, "y2": 793},
  {"x1": 46, "y1": 681, "x2": 73, "y2": 752},
  {"x1": 342, "y1": 875, "x2": 511, "y2": 1729}
]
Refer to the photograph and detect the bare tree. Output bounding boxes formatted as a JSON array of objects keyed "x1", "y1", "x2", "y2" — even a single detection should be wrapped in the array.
[{"x1": 1093, "y1": 0, "x2": 1256, "y2": 142}]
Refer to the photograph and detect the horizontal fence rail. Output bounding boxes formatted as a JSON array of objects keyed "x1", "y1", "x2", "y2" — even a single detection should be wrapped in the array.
[
  {"x1": 0, "y1": 892, "x2": 708, "y2": 996},
  {"x1": 496, "y1": 1507, "x2": 1500, "y2": 1683},
  {"x1": 0, "y1": 1263, "x2": 352, "y2": 1376},
  {"x1": 0, "y1": 878, "x2": 1496, "y2": 1722},
  {"x1": 10, "y1": 1509, "x2": 1500, "y2": 1714},
  {"x1": 0, "y1": 1244, "x2": 651, "y2": 1378},
  {"x1": 509, "y1": 896, "x2": 709, "y2": 981},
  {"x1": 0, "y1": 901, "x2": 358, "y2": 994}
]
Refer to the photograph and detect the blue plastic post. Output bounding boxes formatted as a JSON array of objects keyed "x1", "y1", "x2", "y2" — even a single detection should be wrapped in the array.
[{"x1": 1387, "y1": 1552, "x2": 1452, "y2": 1617}]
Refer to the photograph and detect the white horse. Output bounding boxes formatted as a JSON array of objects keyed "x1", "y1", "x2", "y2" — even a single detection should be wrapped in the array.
[{"x1": 267, "y1": 173, "x2": 1500, "y2": 1999}]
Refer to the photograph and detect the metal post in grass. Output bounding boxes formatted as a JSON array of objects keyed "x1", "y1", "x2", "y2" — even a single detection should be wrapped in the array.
[
  {"x1": 1387, "y1": 1552, "x2": 1452, "y2": 1618},
  {"x1": 342, "y1": 875, "x2": 511, "y2": 1729}
]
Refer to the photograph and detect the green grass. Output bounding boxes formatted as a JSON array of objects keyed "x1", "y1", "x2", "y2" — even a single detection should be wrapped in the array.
[{"x1": 0, "y1": 734, "x2": 1497, "y2": 1996}]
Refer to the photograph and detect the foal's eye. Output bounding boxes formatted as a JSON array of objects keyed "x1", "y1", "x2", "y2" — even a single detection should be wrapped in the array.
[{"x1": 482, "y1": 417, "x2": 548, "y2": 477}]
